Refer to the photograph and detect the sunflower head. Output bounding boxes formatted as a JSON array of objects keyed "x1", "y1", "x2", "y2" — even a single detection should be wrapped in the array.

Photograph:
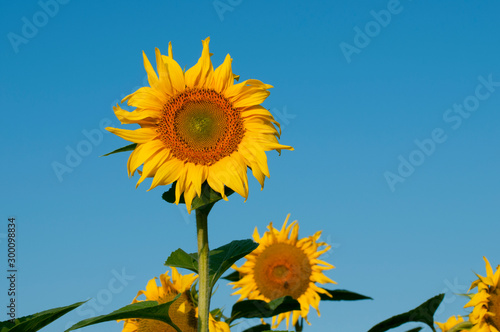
[
  {"x1": 435, "y1": 315, "x2": 466, "y2": 332},
  {"x1": 120, "y1": 267, "x2": 230, "y2": 332},
  {"x1": 107, "y1": 38, "x2": 293, "y2": 213},
  {"x1": 230, "y1": 214, "x2": 336, "y2": 329},
  {"x1": 464, "y1": 257, "x2": 500, "y2": 332}
]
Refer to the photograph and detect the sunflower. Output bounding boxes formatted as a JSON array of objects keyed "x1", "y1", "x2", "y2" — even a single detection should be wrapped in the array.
[
  {"x1": 464, "y1": 257, "x2": 500, "y2": 332},
  {"x1": 230, "y1": 214, "x2": 335, "y2": 329},
  {"x1": 106, "y1": 37, "x2": 293, "y2": 213},
  {"x1": 121, "y1": 267, "x2": 230, "y2": 332},
  {"x1": 435, "y1": 315, "x2": 466, "y2": 332}
]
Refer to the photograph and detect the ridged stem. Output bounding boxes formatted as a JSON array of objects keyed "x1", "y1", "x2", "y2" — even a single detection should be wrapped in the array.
[{"x1": 196, "y1": 208, "x2": 210, "y2": 332}]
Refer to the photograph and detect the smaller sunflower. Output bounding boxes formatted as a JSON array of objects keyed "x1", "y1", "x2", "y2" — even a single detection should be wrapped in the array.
[
  {"x1": 464, "y1": 257, "x2": 500, "y2": 332},
  {"x1": 121, "y1": 267, "x2": 230, "y2": 332},
  {"x1": 230, "y1": 214, "x2": 335, "y2": 329},
  {"x1": 435, "y1": 315, "x2": 466, "y2": 332}
]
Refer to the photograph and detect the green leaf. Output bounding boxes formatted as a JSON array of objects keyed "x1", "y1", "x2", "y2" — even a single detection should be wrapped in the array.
[
  {"x1": 162, "y1": 183, "x2": 185, "y2": 204},
  {"x1": 208, "y1": 239, "x2": 258, "y2": 288},
  {"x1": 319, "y1": 289, "x2": 372, "y2": 301},
  {"x1": 229, "y1": 296, "x2": 301, "y2": 324},
  {"x1": 166, "y1": 239, "x2": 258, "y2": 289},
  {"x1": 241, "y1": 324, "x2": 272, "y2": 332},
  {"x1": 165, "y1": 248, "x2": 198, "y2": 274},
  {"x1": 367, "y1": 293, "x2": 445, "y2": 332},
  {"x1": 101, "y1": 143, "x2": 137, "y2": 157},
  {"x1": 162, "y1": 182, "x2": 235, "y2": 213},
  {"x1": 0, "y1": 301, "x2": 85, "y2": 332},
  {"x1": 222, "y1": 270, "x2": 240, "y2": 282},
  {"x1": 405, "y1": 328, "x2": 423, "y2": 332},
  {"x1": 191, "y1": 183, "x2": 235, "y2": 212},
  {"x1": 65, "y1": 297, "x2": 181, "y2": 332}
]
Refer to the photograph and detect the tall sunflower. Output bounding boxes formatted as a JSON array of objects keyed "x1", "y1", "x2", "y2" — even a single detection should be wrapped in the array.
[
  {"x1": 107, "y1": 37, "x2": 293, "y2": 212},
  {"x1": 230, "y1": 214, "x2": 335, "y2": 329},
  {"x1": 120, "y1": 267, "x2": 230, "y2": 332},
  {"x1": 435, "y1": 315, "x2": 466, "y2": 332},
  {"x1": 465, "y1": 257, "x2": 500, "y2": 332}
]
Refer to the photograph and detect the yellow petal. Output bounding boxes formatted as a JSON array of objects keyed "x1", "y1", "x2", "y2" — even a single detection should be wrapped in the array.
[
  {"x1": 183, "y1": 184, "x2": 197, "y2": 214},
  {"x1": 484, "y1": 257, "x2": 494, "y2": 279},
  {"x1": 113, "y1": 105, "x2": 160, "y2": 125},
  {"x1": 185, "y1": 37, "x2": 213, "y2": 88},
  {"x1": 136, "y1": 149, "x2": 171, "y2": 187},
  {"x1": 149, "y1": 158, "x2": 184, "y2": 189},
  {"x1": 142, "y1": 51, "x2": 159, "y2": 88},
  {"x1": 233, "y1": 89, "x2": 270, "y2": 109},
  {"x1": 154, "y1": 48, "x2": 174, "y2": 96},
  {"x1": 127, "y1": 140, "x2": 166, "y2": 176},
  {"x1": 143, "y1": 277, "x2": 159, "y2": 300},
  {"x1": 161, "y1": 54, "x2": 186, "y2": 94},
  {"x1": 106, "y1": 127, "x2": 157, "y2": 143},
  {"x1": 212, "y1": 54, "x2": 234, "y2": 93},
  {"x1": 122, "y1": 87, "x2": 166, "y2": 109},
  {"x1": 175, "y1": 168, "x2": 188, "y2": 204}
]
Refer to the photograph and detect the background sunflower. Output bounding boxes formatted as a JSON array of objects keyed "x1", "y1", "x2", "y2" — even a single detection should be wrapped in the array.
[
  {"x1": 120, "y1": 268, "x2": 230, "y2": 332},
  {"x1": 231, "y1": 214, "x2": 335, "y2": 329},
  {"x1": 465, "y1": 257, "x2": 500, "y2": 332}
]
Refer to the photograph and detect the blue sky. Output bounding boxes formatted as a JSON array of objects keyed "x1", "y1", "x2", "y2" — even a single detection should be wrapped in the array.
[{"x1": 2, "y1": 1, "x2": 500, "y2": 331}]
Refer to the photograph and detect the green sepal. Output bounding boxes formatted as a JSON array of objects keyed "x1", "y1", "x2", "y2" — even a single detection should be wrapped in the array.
[
  {"x1": 162, "y1": 182, "x2": 235, "y2": 213},
  {"x1": 449, "y1": 321, "x2": 473, "y2": 332},
  {"x1": 456, "y1": 293, "x2": 474, "y2": 300},
  {"x1": 162, "y1": 182, "x2": 185, "y2": 204},
  {"x1": 210, "y1": 308, "x2": 225, "y2": 322},
  {"x1": 100, "y1": 143, "x2": 137, "y2": 157},
  {"x1": 165, "y1": 239, "x2": 258, "y2": 289},
  {"x1": 319, "y1": 288, "x2": 372, "y2": 301},
  {"x1": 65, "y1": 297, "x2": 181, "y2": 332},
  {"x1": 222, "y1": 270, "x2": 240, "y2": 282},
  {"x1": 228, "y1": 296, "x2": 300, "y2": 324},
  {"x1": 367, "y1": 293, "x2": 445, "y2": 332},
  {"x1": 0, "y1": 301, "x2": 85, "y2": 332}
]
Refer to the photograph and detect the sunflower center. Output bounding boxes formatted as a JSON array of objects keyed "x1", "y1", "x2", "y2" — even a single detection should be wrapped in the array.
[
  {"x1": 273, "y1": 265, "x2": 289, "y2": 278},
  {"x1": 157, "y1": 89, "x2": 245, "y2": 166},
  {"x1": 136, "y1": 291, "x2": 197, "y2": 332},
  {"x1": 253, "y1": 243, "x2": 312, "y2": 300},
  {"x1": 488, "y1": 286, "x2": 500, "y2": 330}
]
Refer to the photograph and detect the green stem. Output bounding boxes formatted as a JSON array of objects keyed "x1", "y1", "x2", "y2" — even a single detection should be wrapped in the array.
[{"x1": 196, "y1": 208, "x2": 210, "y2": 332}]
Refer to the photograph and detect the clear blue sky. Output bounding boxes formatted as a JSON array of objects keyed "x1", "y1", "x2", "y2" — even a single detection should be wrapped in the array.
[{"x1": 2, "y1": 1, "x2": 500, "y2": 331}]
